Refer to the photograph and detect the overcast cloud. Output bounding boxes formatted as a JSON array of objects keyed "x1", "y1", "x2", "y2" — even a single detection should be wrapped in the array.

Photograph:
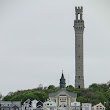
[{"x1": 0, "y1": 0, "x2": 110, "y2": 95}]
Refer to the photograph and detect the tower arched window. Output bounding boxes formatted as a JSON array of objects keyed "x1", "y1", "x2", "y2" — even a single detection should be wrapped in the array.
[{"x1": 78, "y1": 14, "x2": 80, "y2": 20}]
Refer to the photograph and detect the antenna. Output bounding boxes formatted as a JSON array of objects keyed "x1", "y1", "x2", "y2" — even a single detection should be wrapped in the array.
[{"x1": 68, "y1": 73, "x2": 69, "y2": 87}]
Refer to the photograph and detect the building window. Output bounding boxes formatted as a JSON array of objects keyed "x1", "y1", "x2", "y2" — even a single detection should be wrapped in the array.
[{"x1": 78, "y1": 85, "x2": 80, "y2": 89}]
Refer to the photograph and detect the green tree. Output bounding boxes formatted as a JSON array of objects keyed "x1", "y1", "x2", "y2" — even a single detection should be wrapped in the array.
[
  {"x1": 2, "y1": 83, "x2": 110, "y2": 110},
  {"x1": 0, "y1": 92, "x2": 2, "y2": 100},
  {"x1": 66, "y1": 85, "x2": 74, "y2": 92}
]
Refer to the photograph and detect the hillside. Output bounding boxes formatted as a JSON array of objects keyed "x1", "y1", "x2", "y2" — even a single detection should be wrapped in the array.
[{"x1": 3, "y1": 84, "x2": 110, "y2": 109}]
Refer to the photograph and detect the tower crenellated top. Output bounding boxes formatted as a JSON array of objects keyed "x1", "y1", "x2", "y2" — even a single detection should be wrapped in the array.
[
  {"x1": 75, "y1": 6, "x2": 83, "y2": 20},
  {"x1": 74, "y1": 6, "x2": 85, "y2": 33},
  {"x1": 75, "y1": 6, "x2": 83, "y2": 14}
]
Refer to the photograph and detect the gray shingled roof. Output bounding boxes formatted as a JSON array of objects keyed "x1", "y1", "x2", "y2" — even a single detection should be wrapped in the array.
[
  {"x1": 0, "y1": 101, "x2": 21, "y2": 108},
  {"x1": 49, "y1": 89, "x2": 77, "y2": 97}
]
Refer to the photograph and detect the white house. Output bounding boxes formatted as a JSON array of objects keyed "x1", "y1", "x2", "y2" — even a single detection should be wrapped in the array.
[
  {"x1": 36, "y1": 100, "x2": 43, "y2": 109},
  {"x1": 22, "y1": 99, "x2": 32, "y2": 110},
  {"x1": 43, "y1": 100, "x2": 57, "y2": 110},
  {"x1": 71, "y1": 101, "x2": 80, "y2": 110},
  {"x1": 82, "y1": 103, "x2": 92, "y2": 110},
  {"x1": 31, "y1": 100, "x2": 38, "y2": 109},
  {"x1": 0, "y1": 101, "x2": 21, "y2": 110},
  {"x1": 92, "y1": 102, "x2": 105, "y2": 110}
]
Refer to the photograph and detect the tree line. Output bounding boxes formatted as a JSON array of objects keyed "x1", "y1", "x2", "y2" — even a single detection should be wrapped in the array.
[{"x1": 2, "y1": 83, "x2": 110, "y2": 109}]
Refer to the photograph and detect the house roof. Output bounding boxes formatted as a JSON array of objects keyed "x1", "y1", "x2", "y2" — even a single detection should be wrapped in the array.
[
  {"x1": 0, "y1": 101, "x2": 21, "y2": 108},
  {"x1": 32, "y1": 99, "x2": 38, "y2": 103},
  {"x1": 0, "y1": 104, "x2": 21, "y2": 108},
  {"x1": 49, "y1": 88, "x2": 77, "y2": 97},
  {"x1": 44, "y1": 100, "x2": 56, "y2": 104},
  {"x1": 24, "y1": 99, "x2": 31, "y2": 103},
  {"x1": 71, "y1": 101, "x2": 80, "y2": 106},
  {"x1": 92, "y1": 102, "x2": 105, "y2": 108}
]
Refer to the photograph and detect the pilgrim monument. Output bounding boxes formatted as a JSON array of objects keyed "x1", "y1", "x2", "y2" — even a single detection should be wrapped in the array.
[{"x1": 74, "y1": 6, "x2": 85, "y2": 88}]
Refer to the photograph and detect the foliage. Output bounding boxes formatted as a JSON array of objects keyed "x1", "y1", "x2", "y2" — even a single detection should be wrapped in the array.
[
  {"x1": 66, "y1": 85, "x2": 74, "y2": 92},
  {"x1": 3, "y1": 83, "x2": 110, "y2": 109},
  {"x1": 0, "y1": 92, "x2": 2, "y2": 100},
  {"x1": 3, "y1": 89, "x2": 49, "y2": 102}
]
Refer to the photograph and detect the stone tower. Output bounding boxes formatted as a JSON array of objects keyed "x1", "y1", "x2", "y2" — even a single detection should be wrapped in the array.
[
  {"x1": 60, "y1": 70, "x2": 66, "y2": 89},
  {"x1": 74, "y1": 6, "x2": 85, "y2": 88}
]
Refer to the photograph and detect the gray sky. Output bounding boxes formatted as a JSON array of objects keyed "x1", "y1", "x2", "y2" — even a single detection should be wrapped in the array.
[{"x1": 0, "y1": 0, "x2": 110, "y2": 95}]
